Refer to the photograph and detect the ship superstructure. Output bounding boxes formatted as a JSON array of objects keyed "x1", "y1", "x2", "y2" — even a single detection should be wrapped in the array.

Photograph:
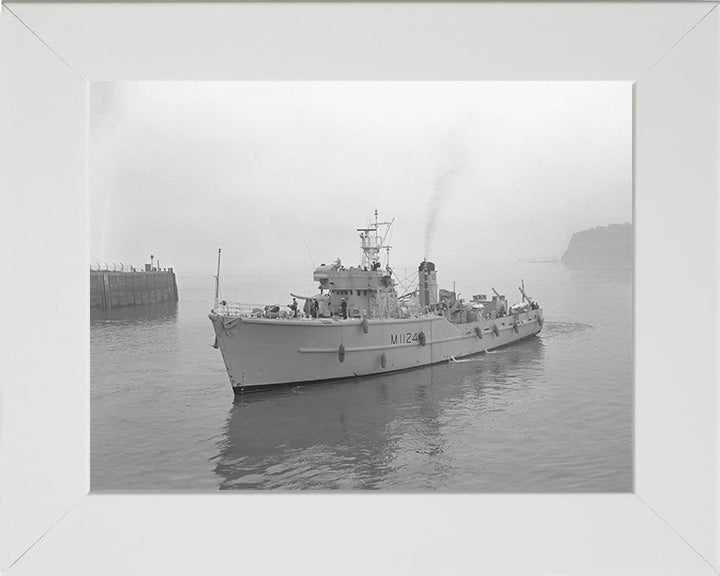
[{"x1": 209, "y1": 212, "x2": 543, "y2": 393}]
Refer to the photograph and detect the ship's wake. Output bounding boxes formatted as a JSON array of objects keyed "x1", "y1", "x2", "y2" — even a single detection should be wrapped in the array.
[
  {"x1": 449, "y1": 356, "x2": 481, "y2": 364},
  {"x1": 541, "y1": 321, "x2": 594, "y2": 338},
  {"x1": 449, "y1": 352, "x2": 497, "y2": 364}
]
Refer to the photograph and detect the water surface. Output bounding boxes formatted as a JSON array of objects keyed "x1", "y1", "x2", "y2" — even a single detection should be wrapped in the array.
[{"x1": 91, "y1": 262, "x2": 632, "y2": 491}]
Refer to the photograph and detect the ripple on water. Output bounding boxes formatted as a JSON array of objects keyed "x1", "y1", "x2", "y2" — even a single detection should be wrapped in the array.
[{"x1": 91, "y1": 267, "x2": 632, "y2": 491}]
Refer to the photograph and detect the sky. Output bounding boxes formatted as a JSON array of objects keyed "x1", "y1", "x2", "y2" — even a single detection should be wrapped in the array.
[{"x1": 91, "y1": 82, "x2": 631, "y2": 286}]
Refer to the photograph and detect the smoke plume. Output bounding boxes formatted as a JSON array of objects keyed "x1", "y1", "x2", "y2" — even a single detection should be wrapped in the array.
[{"x1": 424, "y1": 149, "x2": 466, "y2": 259}]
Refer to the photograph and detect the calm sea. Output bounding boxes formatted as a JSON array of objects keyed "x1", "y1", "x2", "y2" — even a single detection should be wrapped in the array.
[{"x1": 91, "y1": 262, "x2": 632, "y2": 491}]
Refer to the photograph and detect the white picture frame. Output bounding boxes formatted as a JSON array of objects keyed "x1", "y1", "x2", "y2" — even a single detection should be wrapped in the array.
[{"x1": 1, "y1": 2, "x2": 718, "y2": 574}]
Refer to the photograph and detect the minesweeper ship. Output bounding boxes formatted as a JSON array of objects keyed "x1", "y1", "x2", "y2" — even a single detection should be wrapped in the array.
[{"x1": 209, "y1": 213, "x2": 543, "y2": 393}]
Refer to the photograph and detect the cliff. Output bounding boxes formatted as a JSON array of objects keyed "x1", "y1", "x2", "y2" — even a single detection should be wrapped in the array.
[{"x1": 562, "y1": 223, "x2": 633, "y2": 267}]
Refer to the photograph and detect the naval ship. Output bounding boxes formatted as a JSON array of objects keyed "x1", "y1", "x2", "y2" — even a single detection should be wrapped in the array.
[{"x1": 209, "y1": 213, "x2": 543, "y2": 393}]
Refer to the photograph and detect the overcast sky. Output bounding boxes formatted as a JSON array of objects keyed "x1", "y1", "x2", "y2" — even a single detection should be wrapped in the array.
[{"x1": 91, "y1": 82, "x2": 631, "y2": 280}]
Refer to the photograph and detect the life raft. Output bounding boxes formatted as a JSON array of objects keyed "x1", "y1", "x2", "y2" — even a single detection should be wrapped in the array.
[
  {"x1": 418, "y1": 331, "x2": 427, "y2": 346},
  {"x1": 380, "y1": 352, "x2": 387, "y2": 368},
  {"x1": 492, "y1": 324, "x2": 500, "y2": 337},
  {"x1": 474, "y1": 326, "x2": 482, "y2": 339},
  {"x1": 361, "y1": 317, "x2": 369, "y2": 334},
  {"x1": 338, "y1": 344, "x2": 346, "y2": 363}
]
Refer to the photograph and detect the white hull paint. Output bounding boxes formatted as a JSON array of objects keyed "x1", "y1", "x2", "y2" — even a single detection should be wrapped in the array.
[{"x1": 209, "y1": 309, "x2": 543, "y2": 392}]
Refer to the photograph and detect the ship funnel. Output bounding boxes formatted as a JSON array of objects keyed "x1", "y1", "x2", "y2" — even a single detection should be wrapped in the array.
[{"x1": 418, "y1": 260, "x2": 438, "y2": 308}]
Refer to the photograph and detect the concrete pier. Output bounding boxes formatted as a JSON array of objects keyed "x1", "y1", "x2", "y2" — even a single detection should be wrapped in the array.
[{"x1": 90, "y1": 269, "x2": 179, "y2": 310}]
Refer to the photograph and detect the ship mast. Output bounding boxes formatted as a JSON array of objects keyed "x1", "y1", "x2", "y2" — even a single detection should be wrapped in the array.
[
  {"x1": 519, "y1": 280, "x2": 533, "y2": 304},
  {"x1": 357, "y1": 210, "x2": 394, "y2": 269},
  {"x1": 214, "y1": 248, "x2": 222, "y2": 307}
]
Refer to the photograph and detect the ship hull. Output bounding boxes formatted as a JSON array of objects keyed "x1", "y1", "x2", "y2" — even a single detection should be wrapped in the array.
[{"x1": 209, "y1": 309, "x2": 543, "y2": 392}]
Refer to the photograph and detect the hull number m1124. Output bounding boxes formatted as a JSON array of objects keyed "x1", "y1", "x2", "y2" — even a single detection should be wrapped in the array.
[{"x1": 390, "y1": 332, "x2": 418, "y2": 345}]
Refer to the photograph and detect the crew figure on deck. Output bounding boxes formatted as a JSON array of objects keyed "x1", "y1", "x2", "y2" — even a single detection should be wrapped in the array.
[{"x1": 288, "y1": 297, "x2": 298, "y2": 318}]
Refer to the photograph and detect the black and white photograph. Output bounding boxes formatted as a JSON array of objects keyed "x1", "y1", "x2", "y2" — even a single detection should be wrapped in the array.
[{"x1": 90, "y1": 81, "x2": 632, "y2": 491}]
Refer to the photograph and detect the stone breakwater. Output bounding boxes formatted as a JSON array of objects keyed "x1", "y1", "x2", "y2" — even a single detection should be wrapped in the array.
[{"x1": 90, "y1": 269, "x2": 178, "y2": 309}]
